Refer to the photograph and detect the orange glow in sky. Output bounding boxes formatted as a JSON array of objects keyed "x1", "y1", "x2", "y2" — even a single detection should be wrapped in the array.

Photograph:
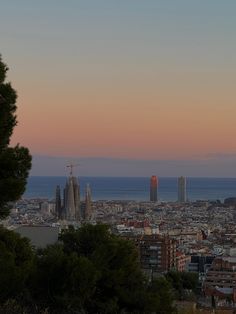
[{"x1": 1, "y1": 1, "x2": 235, "y2": 161}]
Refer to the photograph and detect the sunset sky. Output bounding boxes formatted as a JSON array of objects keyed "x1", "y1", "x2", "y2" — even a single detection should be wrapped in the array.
[{"x1": 1, "y1": 1, "x2": 236, "y2": 175}]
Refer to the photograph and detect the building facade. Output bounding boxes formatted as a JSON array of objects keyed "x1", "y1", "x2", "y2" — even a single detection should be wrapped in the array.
[
  {"x1": 150, "y1": 175, "x2": 158, "y2": 202},
  {"x1": 84, "y1": 183, "x2": 92, "y2": 220},
  {"x1": 178, "y1": 176, "x2": 187, "y2": 203},
  {"x1": 63, "y1": 176, "x2": 80, "y2": 221},
  {"x1": 55, "y1": 185, "x2": 62, "y2": 219},
  {"x1": 138, "y1": 234, "x2": 177, "y2": 273},
  {"x1": 176, "y1": 251, "x2": 191, "y2": 272},
  {"x1": 203, "y1": 256, "x2": 236, "y2": 306}
]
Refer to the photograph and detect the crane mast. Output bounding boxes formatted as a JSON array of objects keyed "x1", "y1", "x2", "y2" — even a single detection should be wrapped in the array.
[{"x1": 66, "y1": 163, "x2": 79, "y2": 176}]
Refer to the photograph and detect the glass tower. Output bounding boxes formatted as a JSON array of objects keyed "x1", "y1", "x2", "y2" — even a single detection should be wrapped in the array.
[
  {"x1": 178, "y1": 176, "x2": 187, "y2": 203},
  {"x1": 150, "y1": 175, "x2": 158, "y2": 202}
]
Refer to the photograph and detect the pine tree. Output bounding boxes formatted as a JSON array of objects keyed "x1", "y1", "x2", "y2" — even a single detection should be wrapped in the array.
[{"x1": 0, "y1": 55, "x2": 31, "y2": 218}]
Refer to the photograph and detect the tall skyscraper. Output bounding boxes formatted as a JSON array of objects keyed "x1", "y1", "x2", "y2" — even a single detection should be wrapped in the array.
[
  {"x1": 63, "y1": 175, "x2": 80, "y2": 221},
  {"x1": 84, "y1": 183, "x2": 92, "y2": 220},
  {"x1": 178, "y1": 176, "x2": 187, "y2": 203},
  {"x1": 55, "y1": 185, "x2": 62, "y2": 219},
  {"x1": 150, "y1": 175, "x2": 158, "y2": 202},
  {"x1": 80, "y1": 183, "x2": 92, "y2": 220}
]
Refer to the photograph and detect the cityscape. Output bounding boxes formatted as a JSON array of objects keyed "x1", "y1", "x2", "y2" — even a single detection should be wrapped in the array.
[
  {"x1": 2, "y1": 171, "x2": 236, "y2": 312},
  {"x1": 1, "y1": 1, "x2": 236, "y2": 313}
]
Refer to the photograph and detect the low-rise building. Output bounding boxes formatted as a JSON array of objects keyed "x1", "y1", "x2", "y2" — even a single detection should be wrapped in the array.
[
  {"x1": 176, "y1": 251, "x2": 191, "y2": 272},
  {"x1": 203, "y1": 256, "x2": 236, "y2": 307}
]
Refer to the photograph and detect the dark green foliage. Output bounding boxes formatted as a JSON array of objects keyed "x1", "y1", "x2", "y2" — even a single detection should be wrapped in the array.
[
  {"x1": 165, "y1": 270, "x2": 199, "y2": 300},
  {"x1": 0, "y1": 55, "x2": 31, "y2": 218},
  {"x1": 0, "y1": 56, "x2": 17, "y2": 149},
  {"x1": 165, "y1": 271, "x2": 183, "y2": 298},
  {"x1": 0, "y1": 224, "x2": 177, "y2": 313},
  {"x1": 0, "y1": 299, "x2": 49, "y2": 314},
  {"x1": 147, "y1": 277, "x2": 177, "y2": 314},
  {"x1": 0, "y1": 226, "x2": 34, "y2": 302},
  {"x1": 181, "y1": 272, "x2": 199, "y2": 291},
  {"x1": 32, "y1": 243, "x2": 99, "y2": 312},
  {"x1": 0, "y1": 57, "x2": 8, "y2": 84},
  {"x1": 32, "y1": 224, "x2": 176, "y2": 313},
  {"x1": 33, "y1": 225, "x2": 143, "y2": 313},
  {"x1": 0, "y1": 299, "x2": 28, "y2": 314},
  {"x1": 60, "y1": 224, "x2": 111, "y2": 257}
]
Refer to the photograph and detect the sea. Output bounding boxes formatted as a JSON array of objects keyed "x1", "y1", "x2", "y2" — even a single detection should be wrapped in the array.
[{"x1": 23, "y1": 177, "x2": 236, "y2": 202}]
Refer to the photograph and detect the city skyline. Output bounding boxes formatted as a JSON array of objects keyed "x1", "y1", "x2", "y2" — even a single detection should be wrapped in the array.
[{"x1": 1, "y1": 1, "x2": 236, "y2": 175}]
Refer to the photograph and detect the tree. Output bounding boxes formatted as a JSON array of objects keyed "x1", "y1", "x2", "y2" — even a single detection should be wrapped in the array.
[
  {"x1": 147, "y1": 277, "x2": 177, "y2": 314},
  {"x1": 0, "y1": 226, "x2": 34, "y2": 303},
  {"x1": 32, "y1": 224, "x2": 176, "y2": 313},
  {"x1": 165, "y1": 270, "x2": 199, "y2": 300},
  {"x1": 165, "y1": 271, "x2": 183, "y2": 299},
  {"x1": 181, "y1": 272, "x2": 199, "y2": 292},
  {"x1": 31, "y1": 243, "x2": 99, "y2": 313},
  {"x1": 0, "y1": 55, "x2": 31, "y2": 218}
]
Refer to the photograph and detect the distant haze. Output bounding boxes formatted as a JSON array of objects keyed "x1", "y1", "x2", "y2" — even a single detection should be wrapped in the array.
[{"x1": 31, "y1": 154, "x2": 236, "y2": 177}]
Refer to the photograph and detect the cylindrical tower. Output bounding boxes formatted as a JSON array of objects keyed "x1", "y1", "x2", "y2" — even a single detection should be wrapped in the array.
[{"x1": 150, "y1": 175, "x2": 158, "y2": 202}]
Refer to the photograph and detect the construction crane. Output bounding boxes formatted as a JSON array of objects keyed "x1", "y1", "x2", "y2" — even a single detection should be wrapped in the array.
[{"x1": 66, "y1": 163, "x2": 79, "y2": 176}]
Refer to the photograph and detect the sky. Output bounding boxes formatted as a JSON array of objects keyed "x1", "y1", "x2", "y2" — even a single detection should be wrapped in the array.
[{"x1": 1, "y1": 1, "x2": 236, "y2": 176}]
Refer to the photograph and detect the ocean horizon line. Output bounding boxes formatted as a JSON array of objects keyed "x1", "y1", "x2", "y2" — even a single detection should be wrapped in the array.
[
  {"x1": 24, "y1": 177, "x2": 236, "y2": 202},
  {"x1": 28, "y1": 175, "x2": 236, "y2": 179}
]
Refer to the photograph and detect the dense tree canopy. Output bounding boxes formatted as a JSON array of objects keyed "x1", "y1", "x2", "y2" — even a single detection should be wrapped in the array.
[
  {"x1": 0, "y1": 223, "x2": 178, "y2": 313},
  {"x1": 0, "y1": 55, "x2": 31, "y2": 218},
  {"x1": 33, "y1": 225, "x2": 149, "y2": 313},
  {"x1": 165, "y1": 270, "x2": 199, "y2": 300},
  {"x1": 31, "y1": 224, "x2": 176, "y2": 313},
  {"x1": 0, "y1": 226, "x2": 34, "y2": 303}
]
